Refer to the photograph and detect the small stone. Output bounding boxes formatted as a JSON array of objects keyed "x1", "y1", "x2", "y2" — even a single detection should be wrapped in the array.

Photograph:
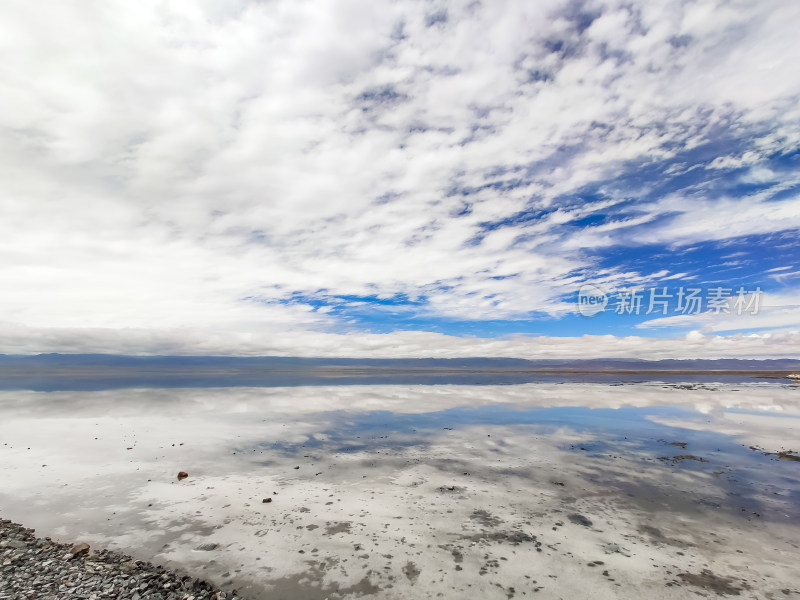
[
  {"x1": 262, "y1": 498, "x2": 272, "y2": 503},
  {"x1": 567, "y1": 513, "x2": 592, "y2": 527},
  {"x1": 70, "y1": 543, "x2": 90, "y2": 557},
  {"x1": 121, "y1": 560, "x2": 140, "y2": 572},
  {"x1": 195, "y1": 543, "x2": 219, "y2": 551},
  {"x1": 177, "y1": 471, "x2": 189, "y2": 480},
  {"x1": 602, "y1": 543, "x2": 631, "y2": 557}
]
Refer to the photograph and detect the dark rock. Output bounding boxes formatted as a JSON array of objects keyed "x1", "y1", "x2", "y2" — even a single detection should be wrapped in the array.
[
  {"x1": 776, "y1": 451, "x2": 800, "y2": 462},
  {"x1": 567, "y1": 514, "x2": 592, "y2": 527}
]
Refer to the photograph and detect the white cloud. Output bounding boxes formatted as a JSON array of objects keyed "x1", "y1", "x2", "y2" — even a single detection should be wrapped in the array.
[
  {"x1": 630, "y1": 195, "x2": 800, "y2": 247},
  {"x1": 1, "y1": 0, "x2": 799, "y2": 354},
  {"x1": 770, "y1": 270, "x2": 800, "y2": 283},
  {"x1": 706, "y1": 151, "x2": 761, "y2": 170},
  {"x1": 637, "y1": 288, "x2": 800, "y2": 332},
  {"x1": 1, "y1": 321, "x2": 799, "y2": 359}
]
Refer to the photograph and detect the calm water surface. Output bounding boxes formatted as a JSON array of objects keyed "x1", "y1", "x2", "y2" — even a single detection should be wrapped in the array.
[{"x1": 1, "y1": 378, "x2": 798, "y2": 599}]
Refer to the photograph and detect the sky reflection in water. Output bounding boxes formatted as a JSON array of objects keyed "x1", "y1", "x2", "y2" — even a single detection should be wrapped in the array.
[{"x1": 2, "y1": 380, "x2": 800, "y2": 598}]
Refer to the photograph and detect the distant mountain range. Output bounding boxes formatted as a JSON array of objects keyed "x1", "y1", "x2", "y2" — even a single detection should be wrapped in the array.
[
  {"x1": 0, "y1": 354, "x2": 797, "y2": 391},
  {"x1": 1, "y1": 354, "x2": 799, "y2": 371}
]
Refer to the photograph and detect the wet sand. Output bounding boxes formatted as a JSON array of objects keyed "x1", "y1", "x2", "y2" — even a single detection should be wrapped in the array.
[{"x1": 1, "y1": 381, "x2": 799, "y2": 598}]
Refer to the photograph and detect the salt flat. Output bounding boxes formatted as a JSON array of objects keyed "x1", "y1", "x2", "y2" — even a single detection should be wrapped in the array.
[{"x1": 1, "y1": 381, "x2": 799, "y2": 599}]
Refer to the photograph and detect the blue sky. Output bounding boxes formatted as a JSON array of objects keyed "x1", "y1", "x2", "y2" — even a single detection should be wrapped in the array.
[{"x1": 1, "y1": 0, "x2": 799, "y2": 358}]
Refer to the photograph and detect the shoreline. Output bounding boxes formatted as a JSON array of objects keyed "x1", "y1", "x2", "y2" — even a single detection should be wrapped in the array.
[{"x1": 0, "y1": 519, "x2": 243, "y2": 600}]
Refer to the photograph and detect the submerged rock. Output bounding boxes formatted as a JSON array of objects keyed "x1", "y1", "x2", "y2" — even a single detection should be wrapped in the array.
[
  {"x1": 602, "y1": 543, "x2": 632, "y2": 557},
  {"x1": 568, "y1": 513, "x2": 593, "y2": 527},
  {"x1": 196, "y1": 543, "x2": 219, "y2": 551}
]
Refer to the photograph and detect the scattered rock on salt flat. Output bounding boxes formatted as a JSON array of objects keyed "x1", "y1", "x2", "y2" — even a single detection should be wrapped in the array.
[{"x1": 568, "y1": 513, "x2": 593, "y2": 527}]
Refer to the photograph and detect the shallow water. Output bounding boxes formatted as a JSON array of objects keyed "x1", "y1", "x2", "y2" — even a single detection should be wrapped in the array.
[{"x1": 1, "y1": 380, "x2": 799, "y2": 599}]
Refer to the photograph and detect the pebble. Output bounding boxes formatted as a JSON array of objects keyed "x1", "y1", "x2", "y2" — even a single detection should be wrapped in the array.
[{"x1": 0, "y1": 518, "x2": 245, "y2": 600}]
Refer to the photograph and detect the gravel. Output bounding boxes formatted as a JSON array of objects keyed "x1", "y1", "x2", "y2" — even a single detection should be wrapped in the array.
[{"x1": 0, "y1": 519, "x2": 245, "y2": 600}]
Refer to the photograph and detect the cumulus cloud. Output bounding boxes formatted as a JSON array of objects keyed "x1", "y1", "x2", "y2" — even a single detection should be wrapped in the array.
[
  {"x1": 1, "y1": 321, "x2": 799, "y2": 360},
  {"x1": 1, "y1": 0, "x2": 799, "y2": 355},
  {"x1": 637, "y1": 288, "x2": 800, "y2": 332}
]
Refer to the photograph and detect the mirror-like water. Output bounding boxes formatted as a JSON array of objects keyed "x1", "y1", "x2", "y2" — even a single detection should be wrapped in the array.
[{"x1": 1, "y1": 381, "x2": 798, "y2": 599}]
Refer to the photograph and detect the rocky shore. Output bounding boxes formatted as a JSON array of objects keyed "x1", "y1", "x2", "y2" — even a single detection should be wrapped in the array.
[{"x1": 0, "y1": 519, "x2": 244, "y2": 600}]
